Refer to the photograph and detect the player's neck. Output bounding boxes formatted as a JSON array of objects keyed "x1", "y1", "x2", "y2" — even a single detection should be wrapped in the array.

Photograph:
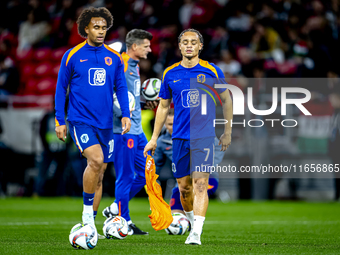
[
  {"x1": 181, "y1": 57, "x2": 199, "y2": 68},
  {"x1": 87, "y1": 39, "x2": 103, "y2": 47},
  {"x1": 126, "y1": 49, "x2": 139, "y2": 61}
]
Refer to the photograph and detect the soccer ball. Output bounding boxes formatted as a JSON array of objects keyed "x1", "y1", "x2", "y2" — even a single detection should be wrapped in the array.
[
  {"x1": 141, "y1": 78, "x2": 161, "y2": 101},
  {"x1": 103, "y1": 216, "x2": 129, "y2": 240},
  {"x1": 165, "y1": 213, "x2": 191, "y2": 235},
  {"x1": 113, "y1": 91, "x2": 135, "y2": 117},
  {"x1": 69, "y1": 223, "x2": 98, "y2": 250}
]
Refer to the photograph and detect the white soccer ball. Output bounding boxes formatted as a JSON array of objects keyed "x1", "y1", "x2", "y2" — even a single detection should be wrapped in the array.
[
  {"x1": 69, "y1": 223, "x2": 98, "y2": 250},
  {"x1": 165, "y1": 213, "x2": 191, "y2": 235},
  {"x1": 141, "y1": 78, "x2": 161, "y2": 101},
  {"x1": 103, "y1": 216, "x2": 129, "y2": 240},
  {"x1": 113, "y1": 91, "x2": 135, "y2": 117}
]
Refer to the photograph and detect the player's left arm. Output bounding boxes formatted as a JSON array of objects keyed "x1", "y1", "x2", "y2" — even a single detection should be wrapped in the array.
[
  {"x1": 115, "y1": 56, "x2": 131, "y2": 134},
  {"x1": 213, "y1": 64, "x2": 232, "y2": 151},
  {"x1": 219, "y1": 89, "x2": 232, "y2": 151}
]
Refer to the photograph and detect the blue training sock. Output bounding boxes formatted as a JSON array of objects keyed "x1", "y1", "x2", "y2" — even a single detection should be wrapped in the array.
[{"x1": 83, "y1": 192, "x2": 95, "y2": 206}]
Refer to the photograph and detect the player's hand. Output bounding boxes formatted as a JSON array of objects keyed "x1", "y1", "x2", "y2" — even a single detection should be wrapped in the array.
[
  {"x1": 55, "y1": 125, "x2": 67, "y2": 142},
  {"x1": 121, "y1": 117, "x2": 131, "y2": 135},
  {"x1": 144, "y1": 100, "x2": 159, "y2": 110},
  {"x1": 130, "y1": 108, "x2": 135, "y2": 118},
  {"x1": 219, "y1": 133, "x2": 231, "y2": 151},
  {"x1": 143, "y1": 139, "x2": 157, "y2": 157}
]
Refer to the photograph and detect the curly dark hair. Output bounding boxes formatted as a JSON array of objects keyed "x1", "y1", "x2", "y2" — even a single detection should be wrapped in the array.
[
  {"x1": 178, "y1": 28, "x2": 204, "y2": 54},
  {"x1": 76, "y1": 7, "x2": 113, "y2": 38}
]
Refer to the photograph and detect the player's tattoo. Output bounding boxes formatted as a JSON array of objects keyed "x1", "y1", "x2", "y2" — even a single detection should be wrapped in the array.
[
  {"x1": 181, "y1": 191, "x2": 188, "y2": 199},
  {"x1": 195, "y1": 181, "x2": 206, "y2": 193}
]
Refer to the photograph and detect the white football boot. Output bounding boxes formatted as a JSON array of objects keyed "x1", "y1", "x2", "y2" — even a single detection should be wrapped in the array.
[
  {"x1": 82, "y1": 212, "x2": 98, "y2": 242},
  {"x1": 185, "y1": 232, "x2": 201, "y2": 245},
  {"x1": 102, "y1": 203, "x2": 118, "y2": 219},
  {"x1": 98, "y1": 233, "x2": 106, "y2": 239}
]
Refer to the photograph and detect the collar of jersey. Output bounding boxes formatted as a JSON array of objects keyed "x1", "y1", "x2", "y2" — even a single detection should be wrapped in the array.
[
  {"x1": 177, "y1": 61, "x2": 200, "y2": 70},
  {"x1": 128, "y1": 57, "x2": 139, "y2": 67},
  {"x1": 84, "y1": 41, "x2": 105, "y2": 51},
  {"x1": 122, "y1": 52, "x2": 139, "y2": 67}
]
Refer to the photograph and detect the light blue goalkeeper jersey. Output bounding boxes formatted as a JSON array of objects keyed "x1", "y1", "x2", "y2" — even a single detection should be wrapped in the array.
[{"x1": 113, "y1": 52, "x2": 143, "y2": 135}]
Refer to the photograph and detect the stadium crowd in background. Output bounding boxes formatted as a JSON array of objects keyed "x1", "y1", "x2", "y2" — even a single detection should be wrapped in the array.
[{"x1": 0, "y1": 0, "x2": 339, "y2": 89}]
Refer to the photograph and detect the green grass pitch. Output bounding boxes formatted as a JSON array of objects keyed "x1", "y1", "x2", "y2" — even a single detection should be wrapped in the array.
[{"x1": 0, "y1": 198, "x2": 339, "y2": 254}]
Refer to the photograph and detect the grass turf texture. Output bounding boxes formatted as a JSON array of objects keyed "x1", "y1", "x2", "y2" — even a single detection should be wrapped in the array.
[{"x1": 0, "y1": 198, "x2": 339, "y2": 254}]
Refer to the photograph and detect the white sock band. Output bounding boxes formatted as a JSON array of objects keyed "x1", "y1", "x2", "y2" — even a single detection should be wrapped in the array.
[
  {"x1": 193, "y1": 215, "x2": 205, "y2": 235},
  {"x1": 83, "y1": 204, "x2": 93, "y2": 214},
  {"x1": 184, "y1": 210, "x2": 194, "y2": 227}
]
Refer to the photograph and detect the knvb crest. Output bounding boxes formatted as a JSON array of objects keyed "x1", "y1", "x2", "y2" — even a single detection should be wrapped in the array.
[
  {"x1": 80, "y1": 134, "x2": 89, "y2": 143},
  {"x1": 197, "y1": 74, "x2": 206, "y2": 83},
  {"x1": 105, "y1": 56, "x2": 112, "y2": 66}
]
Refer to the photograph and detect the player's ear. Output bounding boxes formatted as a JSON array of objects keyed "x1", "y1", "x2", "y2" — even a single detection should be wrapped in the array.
[
  {"x1": 85, "y1": 26, "x2": 89, "y2": 36},
  {"x1": 132, "y1": 43, "x2": 137, "y2": 51}
]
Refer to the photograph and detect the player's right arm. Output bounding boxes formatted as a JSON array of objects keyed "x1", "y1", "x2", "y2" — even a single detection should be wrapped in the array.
[
  {"x1": 153, "y1": 138, "x2": 166, "y2": 171},
  {"x1": 144, "y1": 68, "x2": 172, "y2": 157},
  {"x1": 143, "y1": 98, "x2": 171, "y2": 157},
  {"x1": 55, "y1": 50, "x2": 72, "y2": 142}
]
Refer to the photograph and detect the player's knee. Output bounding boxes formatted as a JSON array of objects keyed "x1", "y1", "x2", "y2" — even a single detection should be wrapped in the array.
[
  {"x1": 88, "y1": 155, "x2": 104, "y2": 172},
  {"x1": 193, "y1": 178, "x2": 208, "y2": 193}
]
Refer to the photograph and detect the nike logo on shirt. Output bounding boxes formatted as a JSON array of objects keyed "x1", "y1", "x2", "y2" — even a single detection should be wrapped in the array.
[
  {"x1": 174, "y1": 79, "x2": 181, "y2": 83},
  {"x1": 80, "y1": 59, "x2": 88, "y2": 62}
]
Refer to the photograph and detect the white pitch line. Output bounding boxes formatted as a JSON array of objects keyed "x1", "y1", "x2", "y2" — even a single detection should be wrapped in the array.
[{"x1": 0, "y1": 221, "x2": 76, "y2": 226}]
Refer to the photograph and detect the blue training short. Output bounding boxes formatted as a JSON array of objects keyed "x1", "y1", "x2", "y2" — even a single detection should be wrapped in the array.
[
  {"x1": 172, "y1": 136, "x2": 215, "y2": 179},
  {"x1": 69, "y1": 121, "x2": 114, "y2": 163}
]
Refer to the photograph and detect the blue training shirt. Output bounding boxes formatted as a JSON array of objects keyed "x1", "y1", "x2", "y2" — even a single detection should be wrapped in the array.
[
  {"x1": 55, "y1": 40, "x2": 130, "y2": 129},
  {"x1": 113, "y1": 52, "x2": 142, "y2": 135},
  {"x1": 159, "y1": 59, "x2": 226, "y2": 140}
]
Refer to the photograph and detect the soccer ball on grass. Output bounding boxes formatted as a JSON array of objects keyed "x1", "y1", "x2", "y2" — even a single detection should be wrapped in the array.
[
  {"x1": 69, "y1": 223, "x2": 98, "y2": 249},
  {"x1": 103, "y1": 216, "x2": 129, "y2": 240},
  {"x1": 165, "y1": 213, "x2": 191, "y2": 235}
]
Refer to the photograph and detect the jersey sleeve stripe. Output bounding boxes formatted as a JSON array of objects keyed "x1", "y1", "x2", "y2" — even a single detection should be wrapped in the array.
[
  {"x1": 55, "y1": 117, "x2": 60, "y2": 127},
  {"x1": 199, "y1": 59, "x2": 219, "y2": 78},
  {"x1": 104, "y1": 44, "x2": 123, "y2": 64},
  {"x1": 66, "y1": 40, "x2": 86, "y2": 66},
  {"x1": 162, "y1": 61, "x2": 181, "y2": 82},
  {"x1": 121, "y1": 52, "x2": 130, "y2": 73}
]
